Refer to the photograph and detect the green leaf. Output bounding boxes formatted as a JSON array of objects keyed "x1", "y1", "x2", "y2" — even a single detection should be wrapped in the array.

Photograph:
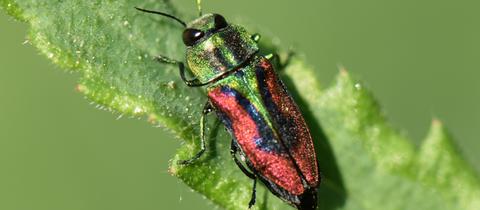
[{"x1": 2, "y1": 1, "x2": 479, "y2": 210}]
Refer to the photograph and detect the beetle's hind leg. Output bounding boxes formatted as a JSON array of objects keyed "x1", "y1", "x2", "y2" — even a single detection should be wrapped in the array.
[
  {"x1": 178, "y1": 102, "x2": 213, "y2": 165},
  {"x1": 154, "y1": 55, "x2": 208, "y2": 87},
  {"x1": 230, "y1": 140, "x2": 258, "y2": 208}
]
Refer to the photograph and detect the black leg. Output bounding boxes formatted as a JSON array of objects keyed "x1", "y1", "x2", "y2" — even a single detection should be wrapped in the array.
[
  {"x1": 154, "y1": 55, "x2": 209, "y2": 87},
  {"x1": 178, "y1": 102, "x2": 213, "y2": 165},
  {"x1": 230, "y1": 140, "x2": 257, "y2": 208},
  {"x1": 249, "y1": 178, "x2": 257, "y2": 208}
]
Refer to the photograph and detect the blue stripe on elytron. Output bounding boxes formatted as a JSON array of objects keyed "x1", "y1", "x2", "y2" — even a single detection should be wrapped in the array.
[
  {"x1": 219, "y1": 86, "x2": 286, "y2": 154},
  {"x1": 255, "y1": 64, "x2": 298, "y2": 149}
]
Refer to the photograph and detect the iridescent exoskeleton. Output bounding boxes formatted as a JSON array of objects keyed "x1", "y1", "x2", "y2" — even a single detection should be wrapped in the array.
[{"x1": 136, "y1": 2, "x2": 320, "y2": 209}]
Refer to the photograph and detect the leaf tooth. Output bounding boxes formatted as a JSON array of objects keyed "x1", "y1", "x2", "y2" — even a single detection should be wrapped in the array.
[
  {"x1": 417, "y1": 118, "x2": 480, "y2": 210},
  {"x1": 320, "y1": 69, "x2": 416, "y2": 171},
  {"x1": 418, "y1": 119, "x2": 459, "y2": 180},
  {"x1": 322, "y1": 68, "x2": 376, "y2": 133},
  {"x1": 417, "y1": 119, "x2": 455, "y2": 181}
]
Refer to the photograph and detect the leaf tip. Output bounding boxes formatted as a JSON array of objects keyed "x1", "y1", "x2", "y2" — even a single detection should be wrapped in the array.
[
  {"x1": 147, "y1": 114, "x2": 159, "y2": 125},
  {"x1": 419, "y1": 117, "x2": 457, "y2": 167},
  {"x1": 337, "y1": 64, "x2": 349, "y2": 77},
  {"x1": 426, "y1": 117, "x2": 448, "y2": 144},
  {"x1": 431, "y1": 117, "x2": 443, "y2": 127},
  {"x1": 168, "y1": 163, "x2": 178, "y2": 176},
  {"x1": 332, "y1": 66, "x2": 367, "y2": 98},
  {"x1": 75, "y1": 84, "x2": 87, "y2": 93},
  {"x1": 417, "y1": 118, "x2": 480, "y2": 209},
  {"x1": 334, "y1": 67, "x2": 353, "y2": 86}
]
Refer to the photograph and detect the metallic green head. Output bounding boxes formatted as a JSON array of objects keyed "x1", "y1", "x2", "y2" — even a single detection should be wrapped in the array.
[{"x1": 182, "y1": 14, "x2": 259, "y2": 84}]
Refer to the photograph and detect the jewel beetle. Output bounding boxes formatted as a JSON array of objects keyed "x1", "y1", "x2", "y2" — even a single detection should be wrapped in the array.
[{"x1": 136, "y1": 2, "x2": 320, "y2": 209}]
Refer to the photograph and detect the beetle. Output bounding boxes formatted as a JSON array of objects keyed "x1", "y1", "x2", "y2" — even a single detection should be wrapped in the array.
[{"x1": 136, "y1": 1, "x2": 320, "y2": 209}]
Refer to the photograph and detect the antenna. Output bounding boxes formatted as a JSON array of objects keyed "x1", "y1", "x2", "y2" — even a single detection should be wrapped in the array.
[
  {"x1": 135, "y1": 7, "x2": 187, "y2": 28},
  {"x1": 196, "y1": 0, "x2": 203, "y2": 17}
]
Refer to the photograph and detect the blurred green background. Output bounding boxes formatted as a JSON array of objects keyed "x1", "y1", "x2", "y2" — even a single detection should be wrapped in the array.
[{"x1": 1, "y1": 1, "x2": 479, "y2": 210}]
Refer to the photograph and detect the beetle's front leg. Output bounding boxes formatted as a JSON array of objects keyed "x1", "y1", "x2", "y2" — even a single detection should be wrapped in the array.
[
  {"x1": 154, "y1": 55, "x2": 207, "y2": 87},
  {"x1": 154, "y1": 55, "x2": 178, "y2": 64},
  {"x1": 178, "y1": 101, "x2": 213, "y2": 165}
]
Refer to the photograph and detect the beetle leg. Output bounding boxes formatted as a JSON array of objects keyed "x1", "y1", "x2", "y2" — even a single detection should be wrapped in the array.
[
  {"x1": 230, "y1": 140, "x2": 257, "y2": 208},
  {"x1": 154, "y1": 55, "x2": 209, "y2": 87},
  {"x1": 230, "y1": 140, "x2": 256, "y2": 178},
  {"x1": 154, "y1": 55, "x2": 178, "y2": 64},
  {"x1": 177, "y1": 62, "x2": 210, "y2": 87},
  {"x1": 265, "y1": 51, "x2": 295, "y2": 71},
  {"x1": 265, "y1": 53, "x2": 281, "y2": 70},
  {"x1": 249, "y1": 178, "x2": 257, "y2": 208},
  {"x1": 251, "y1": 33, "x2": 261, "y2": 43},
  {"x1": 178, "y1": 102, "x2": 213, "y2": 165}
]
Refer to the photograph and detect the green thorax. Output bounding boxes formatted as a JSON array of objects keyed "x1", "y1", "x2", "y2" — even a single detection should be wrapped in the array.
[{"x1": 185, "y1": 14, "x2": 259, "y2": 84}]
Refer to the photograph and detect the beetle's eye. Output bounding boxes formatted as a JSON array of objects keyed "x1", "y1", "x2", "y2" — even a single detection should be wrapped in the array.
[
  {"x1": 182, "y1": 28, "x2": 205, "y2": 46},
  {"x1": 214, "y1": 14, "x2": 228, "y2": 30}
]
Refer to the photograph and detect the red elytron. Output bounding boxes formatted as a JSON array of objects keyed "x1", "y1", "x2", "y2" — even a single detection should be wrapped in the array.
[{"x1": 208, "y1": 57, "x2": 319, "y2": 209}]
